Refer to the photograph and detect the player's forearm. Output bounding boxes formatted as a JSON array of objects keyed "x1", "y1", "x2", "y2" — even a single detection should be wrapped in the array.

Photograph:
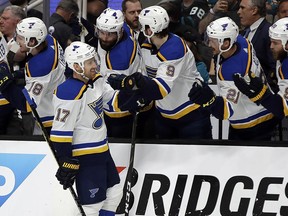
[
  {"x1": 198, "y1": 12, "x2": 214, "y2": 35},
  {"x1": 1, "y1": 83, "x2": 28, "y2": 112},
  {"x1": 210, "y1": 96, "x2": 233, "y2": 120},
  {"x1": 261, "y1": 93, "x2": 286, "y2": 119}
]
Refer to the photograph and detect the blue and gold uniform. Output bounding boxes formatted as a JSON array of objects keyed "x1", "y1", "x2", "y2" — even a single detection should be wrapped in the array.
[
  {"x1": 141, "y1": 33, "x2": 213, "y2": 139},
  {"x1": 50, "y1": 74, "x2": 122, "y2": 207},
  {"x1": 275, "y1": 58, "x2": 288, "y2": 116},
  {"x1": 214, "y1": 35, "x2": 279, "y2": 140},
  {"x1": 98, "y1": 27, "x2": 148, "y2": 138},
  {"x1": 1, "y1": 34, "x2": 65, "y2": 131}
]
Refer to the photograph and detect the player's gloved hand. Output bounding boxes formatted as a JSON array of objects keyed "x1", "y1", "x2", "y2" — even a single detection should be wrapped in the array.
[
  {"x1": 119, "y1": 90, "x2": 149, "y2": 114},
  {"x1": 108, "y1": 74, "x2": 135, "y2": 90},
  {"x1": 130, "y1": 72, "x2": 146, "y2": 89},
  {"x1": 56, "y1": 157, "x2": 80, "y2": 190},
  {"x1": 0, "y1": 64, "x2": 14, "y2": 92},
  {"x1": 188, "y1": 79, "x2": 216, "y2": 108},
  {"x1": 233, "y1": 72, "x2": 271, "y2": 105}
]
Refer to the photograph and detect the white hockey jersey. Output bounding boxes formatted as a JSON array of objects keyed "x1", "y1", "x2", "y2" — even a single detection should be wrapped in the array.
[
  {"x1": 140, "y1": 33, "x2": 203, "y2": 120},
  {"x1": 50, "y1": 74, "x2": 120, "y2": 157},
  {"x1": 25, "y1": 35, "x2": 65, "y2": 127},
  {"x1": 97, "y1": 30, "x2": 147, "y2": 118},
  {"x1": 216, "y1": 36, "x2": 275, "y2": 129},
  {"x1": 276, "y1": 57, "x2": 288, "y2": 116}
]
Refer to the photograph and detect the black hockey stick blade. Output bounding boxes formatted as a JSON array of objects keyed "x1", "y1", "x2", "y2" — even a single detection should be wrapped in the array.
[{"x1": 116, "y1": 168, "x2": 138, "y2": 214}]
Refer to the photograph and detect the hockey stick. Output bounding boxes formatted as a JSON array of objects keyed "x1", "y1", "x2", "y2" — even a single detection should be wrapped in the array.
[
  {"x1": 22, "y1": 89, "x2": 86, "y2": 216},
  {"x1": 124, "y1": 112, "x2": 138, "y2": 215},
  {"x1": 116, "y1": 112, "x2": 139, "y2": 215}
]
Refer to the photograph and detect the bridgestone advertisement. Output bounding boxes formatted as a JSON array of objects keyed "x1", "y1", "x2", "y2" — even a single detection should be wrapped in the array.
[{"x1": 0, "y1": 140, "x2": 287, "y2": 216}]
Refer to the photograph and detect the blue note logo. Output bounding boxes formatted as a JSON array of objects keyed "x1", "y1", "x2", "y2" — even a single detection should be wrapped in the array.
[{"x1": 0, "y1": 153, "x2": 45, "y2": 207}]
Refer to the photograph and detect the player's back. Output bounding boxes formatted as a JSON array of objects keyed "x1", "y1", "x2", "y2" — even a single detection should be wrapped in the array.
[{"x1": 141, "y1": 33, "x2": 204, "y2": 121}]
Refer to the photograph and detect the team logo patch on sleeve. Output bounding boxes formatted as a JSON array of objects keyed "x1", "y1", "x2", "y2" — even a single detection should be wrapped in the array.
[{"x1": 166, "y1": 65, "x2": 175, "y2": 77}]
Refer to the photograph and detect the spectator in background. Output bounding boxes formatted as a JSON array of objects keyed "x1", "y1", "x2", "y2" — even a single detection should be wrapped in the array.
[
  {"x1": 122, "y1": 0, "x2": 145, "y2": 44},
  {"x1": 157, "y1": 0, "x2": 183, "y2": 33},
  {"x1": 238, "y1": 0, "x2": 277, "y2": 93},
  {"x1": 87, "y1": 0, "x2": 108, "y2": 24},
  {"x1": 49, "y1": 0, "x2": 80, "y2": 50},
  {"x1": 0, "y1": 6, "x2": 26, "y2": 69},
  {"x1": 198, "y1": 0, "x2": 240, "y2": 35},
  {"x1": 277, "y1": 0, "x2": 288, "y2": 19},
  {"x1": 0, "y1": 5, "x2": 24, "y2": 42},
  {"x1": 265, "y1": 0, "x2": 278, "y2": 21},
  {"x1": 9, "y1": 0, "x2": 43, "y2": 19},
  {"x1": 180, "y1": 0, "x2": 210, "y2": 32}
]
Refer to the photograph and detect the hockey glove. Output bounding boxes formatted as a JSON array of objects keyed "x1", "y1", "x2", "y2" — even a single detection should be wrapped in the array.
[
  {"x1": 0, "y1": 64, "x2": 14, "y2": 92},
  {"x1": 108, "y1": 74, "x2": 135, "y2": 90},
  {"x1": 130, "y1": 72, "x2": 146, "y2": 89},
  {"x1": 56, "y1": 158, "x2": 80, "y2": 190},
  {"x1": 118, "y1": 90, "x2": 149, "y2": 114},
  {"x1": 233, "y1": 72, "x2": 271, "y2": 105},
  {"x1": 188, "y1": 79, "x2": 216, "y2": 108}
]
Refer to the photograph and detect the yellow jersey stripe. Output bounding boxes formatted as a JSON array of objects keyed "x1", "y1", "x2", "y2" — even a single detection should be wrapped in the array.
[
  {"x1": 231, "y1": 113, "x2": 274, "y2": 129},
  {"x1": 73, "y1": 145, "x2": 109, "y2": 156}
]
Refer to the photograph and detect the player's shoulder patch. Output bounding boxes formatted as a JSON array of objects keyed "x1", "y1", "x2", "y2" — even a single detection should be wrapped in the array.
[
  {"x1": 157, "y1": 34, "x2": 187, "y2": 62},
  {"x1": 55, "y1": 78, "x2": 88, "y2": 100},
  {"x1": 106, "y1": 32, "x2": 137, "y2": 70},
  {"x1": 25, "y1": 35, "x2": 59, "y2": 77}
]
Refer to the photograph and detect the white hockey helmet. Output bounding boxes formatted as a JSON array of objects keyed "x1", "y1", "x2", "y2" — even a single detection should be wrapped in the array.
[
  {"x1": 65, "y1": 41, "x2": 100, "y2": 74},
  {"x1": 139, "y1": 5, "x2": 170, "y2": 38},
  {"x1": 16, "y1": 17, "x2": 47, "y2": 49},
  {"x1": 206, "y1": 17, "x2": 239, "y2": 53},
  {"x1": 96, "y1": 8, "x2": 124, "y2": 39},
  {"x1": 269, "y1": 17, "x2": 288, "y2": 52}
]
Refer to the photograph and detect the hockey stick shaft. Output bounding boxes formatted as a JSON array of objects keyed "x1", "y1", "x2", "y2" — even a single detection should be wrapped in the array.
[
  {"x1": 124, "y1": 112, "x2": 138, "y2": 215},
  {"x1": 22, "y1": 89, "x2": 86, "y2": 216}
]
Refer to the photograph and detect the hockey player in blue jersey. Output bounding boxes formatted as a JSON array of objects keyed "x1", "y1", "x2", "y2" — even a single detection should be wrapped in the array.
[
  {"x1": 108, "y1": 5, "x2": 212, "y2": 139},
  {"x1": 96, "y1": 8, "x2": 153, "y2": 138},
  {"x1": 0, "y1": 17, "x2": 66, "y2": 134},
  {"x1": 51, "y1": 41, "x2": 145, "y2": 215},
  {"x1": 189, "y1": 17, "x2": 279, "y2": 140},
  {"x1": 234, "y1": 17, "x2": 288, "y2": 119}
]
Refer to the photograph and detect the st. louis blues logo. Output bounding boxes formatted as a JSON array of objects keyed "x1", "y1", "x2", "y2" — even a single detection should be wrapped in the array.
[
  {"x1": 28, "y1": 22, "x2": 35, "y2": 29},
  {"x1": 112, "y1": 12, "x2": 118, "y2": 19},
  {"x1": 72, "y1": 45, "x2": 80, "y2": 52},
  {"x1": 89, "y1": 188, "x2": 99, "y2": 198},
  {"x1": 221, "y1": 23, "x2": 228, "y2": 31},
  {"x1": 143, "y1": 10, "x2": 150, "y2": 16}
]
